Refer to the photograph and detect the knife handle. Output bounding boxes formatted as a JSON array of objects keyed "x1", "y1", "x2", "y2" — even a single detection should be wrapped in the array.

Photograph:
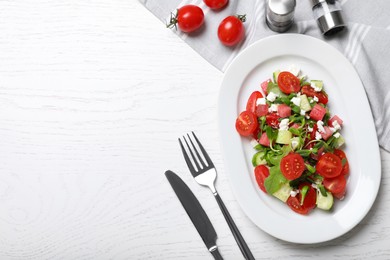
[
  {"x1": 214, "y1": 193, "x2": 255, "y2": 260},
  {"x1": 210, "y1": 248, "x2": 223, "y2": 260}
]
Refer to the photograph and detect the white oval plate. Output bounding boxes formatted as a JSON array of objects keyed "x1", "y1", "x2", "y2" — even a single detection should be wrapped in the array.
[{"x1": 218, "y1": 34, "x2": 381, "y2": 244}]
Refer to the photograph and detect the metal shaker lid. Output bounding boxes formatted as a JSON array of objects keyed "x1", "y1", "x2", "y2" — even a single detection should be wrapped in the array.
[
  {"x1": 317, "y1": 10, "x2": 346, "y2": 36},
  {"x1": 267, "y1": 0, "x2": 296, "y2": 24}
]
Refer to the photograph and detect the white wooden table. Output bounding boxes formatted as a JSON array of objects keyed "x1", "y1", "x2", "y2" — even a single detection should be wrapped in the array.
[{"x1": 0, "y1": 1, "x2": 389, "y2": 259}]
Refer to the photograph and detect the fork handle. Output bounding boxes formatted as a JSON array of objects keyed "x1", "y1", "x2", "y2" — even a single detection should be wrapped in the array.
[{"x1": 214, "y1": 193, "x2": 255, "y2": 260}]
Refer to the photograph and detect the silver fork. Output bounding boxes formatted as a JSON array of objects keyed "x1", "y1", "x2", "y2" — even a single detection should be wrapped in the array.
[{"x1": 179, "y1": 132, "x2": 255, "y2": 260}]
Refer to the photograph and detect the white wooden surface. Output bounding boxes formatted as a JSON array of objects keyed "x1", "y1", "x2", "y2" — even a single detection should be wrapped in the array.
[{"x1": 0, "y1": 1, "x2": 389, "y2": 259}]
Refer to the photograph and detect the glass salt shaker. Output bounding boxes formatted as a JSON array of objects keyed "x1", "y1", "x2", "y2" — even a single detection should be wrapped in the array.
[
  {"x1": 266, "y1": 0, "x2": 296, "y2": 33},
  {"x1": 310, "y1": 0, "x2": 346, "y2": 36}
]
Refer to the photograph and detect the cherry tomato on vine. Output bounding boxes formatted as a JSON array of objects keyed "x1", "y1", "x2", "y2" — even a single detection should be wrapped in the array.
[
  {"x1": 203, "y1": 0, "x2": 228, "y2": 9},
  {"x1": 217, "y1": 14, "x2": 246, "y2": 46},
  {"x1": 167, "y1": 5, "x2": 204, "y2": 33}
]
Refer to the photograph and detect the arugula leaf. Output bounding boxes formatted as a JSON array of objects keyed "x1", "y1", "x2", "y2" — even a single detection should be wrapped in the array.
[
  {"x1": 265, "y1": 126, "x2": 278, "y2": 142},
  {"x1": 264, "y1": 165, "x2": 288, "y2": 194}
]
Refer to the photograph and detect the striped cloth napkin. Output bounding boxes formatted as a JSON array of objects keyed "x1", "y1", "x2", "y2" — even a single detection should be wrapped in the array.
[{"x1": 140, "y1": 0, "x2": 390, "y2": 152}]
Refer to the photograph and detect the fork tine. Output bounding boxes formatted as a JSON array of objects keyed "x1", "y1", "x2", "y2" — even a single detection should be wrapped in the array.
[
  {"x1": 178, "y1": 136, "x2": 200, "y2": 175},
  {"x1": 178, "y1": 138, "x2": 197, "y2": 174},
  {"x1": 191, "y1": 131, "x2": 214, "y2": 168},
  {"x1": 187, "y1": 133, "x2": 207, "y2": 169},
  {"x1": 183, "y1": 135, "x2": 203, "y2": 171}
]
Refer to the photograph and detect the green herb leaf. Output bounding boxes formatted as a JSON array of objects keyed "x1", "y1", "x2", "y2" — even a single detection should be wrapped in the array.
[
  {"x1": 300, "y1": 185, "x2": 309, "y2": 205},
  {"x1": 289, "y1": 127, "x2": 301, "y2": 136},
  {"x1": 291, "y1": 105, "x2": 301, "y2": 114},
  {"x1": 296, "y1": 149, "x2": 312, "y2": 157},
  {"x1": 264, "y1": 165, "x2": 288, "y2": 194},
  {"x1": 305, "y1": 163, "x2": 316, "y2": 174},
  {"x1": 265, "y1": 126, "x2": 278, "y2": 142}
]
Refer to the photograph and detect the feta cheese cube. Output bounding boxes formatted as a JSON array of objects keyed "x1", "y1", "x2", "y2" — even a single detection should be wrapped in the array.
[
  {"x1": 279, "y1": 118, "x2": 289, "y2": 131},
  {"x1": 291, "y1": 97, "x2": 301, "y2": 106},
  {"x1": 256, "y1": 97, "x2": 267, "y2": 105},
  {"x1": 266, "y1": 92, "x2": 278, "y2": 102}
]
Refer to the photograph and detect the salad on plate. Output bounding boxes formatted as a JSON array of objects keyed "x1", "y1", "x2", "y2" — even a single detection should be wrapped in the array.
[{"x1": 235, "y1": 65, "x2": 349, "y2": 215}]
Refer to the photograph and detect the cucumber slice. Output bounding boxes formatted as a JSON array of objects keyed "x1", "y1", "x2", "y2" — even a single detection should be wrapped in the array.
[
  {"x1": 311, "y1": 80, "x2": 323, "y2": 91},
  {"x1": 267, "y1": 83, "x2": 286, "y2": 98},
  {"x1": 252, "y1": 151, "x2": 267, "y2": 166},
  {"x1": 273, "y1": 69, "x2": 281, "y2": 83},
  {"x1": 316, "y1": 190, "x2": 334, "y2": 210},
  {"x1": 273, "y1": 183, "x2": 292, "y2": 202},
  {"x1": 276, "y1": 130, "x2": 292, "y2": 145},
  {"x1": 335, "y1": 134, "x2": 345, "y2": 148},
  {"x1": 299, "y1": 94, "x2": 312, "y2": 111}
]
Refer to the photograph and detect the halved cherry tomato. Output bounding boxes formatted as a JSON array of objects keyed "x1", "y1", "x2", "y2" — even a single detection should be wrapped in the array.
[
  {"x1": 265, "y1": 113, "x2": 280, "y2": 129},
  {"x1": 280, "y1": 153, "x2": 305, "y2": 180},
  {"x1": 286, "y1": 183, "x2": 316, "y2": 215},
  {"x1": 333, "y1": 149, "x2": 349, "y2": 175},
  {"x1": 203, "y1": 0, "x2": 228, "y2": 9},
  {"x1": 277, "y1": 71, "x2": 300, "y2": 94},
  {"x1": 246, "y1": 91, "x2": 263, "y2": 113},
  {"x1": 254, "y1": 165, "x2": 270, "y2": 193},
  {"x1": 323, "y1": 175, "x2": 346, "y2": 199},
  {"x1": 316, "y1": 152, "x2": 342, "y2": 178},
  {"x1": 235, "y1": 111, "x2": 258, "y2": 136},
  {"x1": 167, "y1": 5, "x2": 205, "y2": 33},
  {"x1": 301, "y1": 85, "x2": 329, "y2": 104}
]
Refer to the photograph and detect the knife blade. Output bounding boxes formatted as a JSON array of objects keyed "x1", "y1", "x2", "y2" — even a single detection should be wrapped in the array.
[{"x1": 165, "y1": 170, "x2": 223, "y2": 260}]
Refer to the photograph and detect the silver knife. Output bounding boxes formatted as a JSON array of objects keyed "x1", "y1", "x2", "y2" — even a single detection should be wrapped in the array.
[{"x1": 165, "y1": 170, "x2": 223, "y2": 260}]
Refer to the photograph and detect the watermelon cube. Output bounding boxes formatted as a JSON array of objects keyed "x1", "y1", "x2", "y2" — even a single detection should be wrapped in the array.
[
  {"x1": 320, "y1": 126, "x2": 333, "y2": 140},
  {"x1": 261, "y1": 79, "x2": 271, "y2": 95},
  {"x1": 328, "y1": 115, "x2": 343, "y2": 126},
  {"x1": 256, "y1": 104, "x2": 269, "y2": 117},
  {"x1": 259, "y1": 132, "x2": 270, "y2": 147},
  {"x1": 277, "y1": 104, "x2": 291, "y2": 118},
  {"x1": 309, "y1": 104, "x2": 326, "y2": 121}
]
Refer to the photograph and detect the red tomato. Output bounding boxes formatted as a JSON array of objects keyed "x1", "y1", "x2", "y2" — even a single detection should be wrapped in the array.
[
  {"x1": 277, "y1": 71, "x2": 300, "y2": 94},
  {"x1": 254, "y1": 165, "x2": 270, "y2": 193},
  {"x1": 167, "y1": 5, "x2": 204, "y2": 33},
  {"x1": 333, "y1": 149, "x2": 349, "y2": 175},
  {"x1": 301, "y1": 85, "x2": 329, "y2": 104},
  {"x1": 280, "y1": 153, "x2": 305, "y2": 180},
  {"x1": 316, "y1": 152, "x2": 342, "y2": 178},
  {"x1": 235, "y1": 111, "x2": 258, "y2": 136},
  {"x1": 286, "y1": 183, "x2": 317, "y2": 215},
  {"x1": 246, "y1": 91, "x2": 263, "y2": 113},
  {"x1": 218, "y1": 15, "x2": 246, "y2": 46},
  {"x1": 323, "y1": 175, "x2": 346, "y2": 199},
  {"x1": 203, "y1": 0, "x2": 228, "y2": 9},
  {"x1": 265, "y1": 113, "x2": 280, "y2": 129}
]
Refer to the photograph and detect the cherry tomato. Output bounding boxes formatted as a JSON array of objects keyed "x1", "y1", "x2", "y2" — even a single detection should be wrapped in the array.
[
  {"x1": 203, "y1": 0, "x2": 228, "y2": 9},
  {"x1": 277, "y1": 71, "x2": 300, "y2": 94},
  {"x1": 280, "y1": 153, "x2": 305, "y2": 180},
  {"x1": 323, "y1": 175, "x2": 346, "y2": 199},
  {"x1": 286, "y1": 183, "x2": 316, "y2": 215},
  {"x1": 167, "y1": 5, "x2": 204, "y2": 33},
  {"x1": 301, "y1": 85, "x2": 328, "y2": 104},
  {"x1": 333, "y1": 149, "x2": 349, "y2": 175},
  {"x1": 316, "y1": 152, "x2": 342, "y2": 178},
  {"x1": 218, "y1": 15, "x2": 246, "y2": 46},
  {"x1": 235, "y1": 111, "x2": 258, "y2": 136},
  {"x1": 265, "y1": 113, "x2": 280, "y2": 129},
  {"x1": 246, "y1": 91, "x2": 263, "y2": 113},
  {"x1": 254, "y1": 165, "x2": 270, "y2": 193}
]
